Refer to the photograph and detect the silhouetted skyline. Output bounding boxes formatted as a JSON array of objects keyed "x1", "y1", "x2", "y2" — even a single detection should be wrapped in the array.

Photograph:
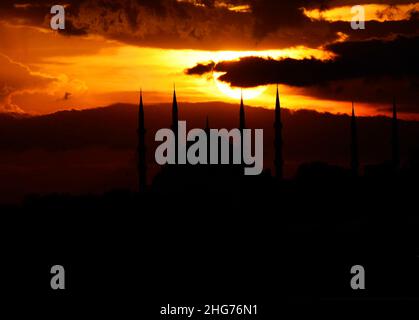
[
  {"x1": 137, "y1": 89, "x2": 147, "y2": 191},
  {"x1": 274, "y1": 85, "x2": 283, "y2": 180},
  {"x1": 351, "y1": 102, "x2": 359, "y2": 177},
  {"x1": 135, "y1": 89, "x2": 401, "y2": 191}
]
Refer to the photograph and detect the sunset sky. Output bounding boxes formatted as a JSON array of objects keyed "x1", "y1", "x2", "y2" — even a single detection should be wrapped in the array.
[{"x1": 0, "y1": 0, "x2": 418, "y2": 117}]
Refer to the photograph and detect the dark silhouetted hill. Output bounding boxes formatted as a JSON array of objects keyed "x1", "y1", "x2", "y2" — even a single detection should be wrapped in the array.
[{"x1": 1, "y1": 102, "x2": 419, "y2": 203}]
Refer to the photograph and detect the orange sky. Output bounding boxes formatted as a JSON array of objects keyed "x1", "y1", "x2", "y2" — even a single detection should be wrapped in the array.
[
  {"x1": 0, "y1": 20, "x2": 383, "y2": 117},
  {"x1": 0, "y1": 2, "x2": 418, "y2": 118}
]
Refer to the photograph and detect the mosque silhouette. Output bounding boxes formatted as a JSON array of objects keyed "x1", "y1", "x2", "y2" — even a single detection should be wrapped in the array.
[{"x1": 136, "y1": 86, "x2": 401, "y2": 192}]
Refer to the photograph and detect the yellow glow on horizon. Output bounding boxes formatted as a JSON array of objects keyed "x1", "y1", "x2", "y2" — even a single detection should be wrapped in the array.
[
  {"x1": 13, "y1": 40, "x2": 355, "y2": 116},
  {"x1": 34, "y1": 45, "x2": 332, "y2": 106},
  {"x1": 4, "y1": 20, "x2": 336, "y2": 114},
  {"x1": 3, "y1": 18, "x2": 416, "y2": 119},
  {"x1": 195, "y1": 47, "x2": 333, "y2": 63},
  {"x1": 303, "y1": 3, "x2": 419, "y2": 22},
  {"x1": 213, "y1": 72, "x2": 266, "y2": 100}
]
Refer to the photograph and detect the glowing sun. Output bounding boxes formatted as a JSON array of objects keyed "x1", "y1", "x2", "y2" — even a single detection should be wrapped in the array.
[{"x1": 213, "y1": 72, "x2": 266, "y2": 100}]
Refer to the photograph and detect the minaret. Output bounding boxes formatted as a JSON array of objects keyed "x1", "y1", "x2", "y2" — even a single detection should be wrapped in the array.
[
  {"x1": 239, "y1": 91, "x2": 246, "y2": 164},
  {"x1": 239, "y1": 90, "x2": 245, "y2": 131},
  {"x1": 350, "y1": 101, "x2": 359, "y2": 177},
  {"x1": 137, "y1": 89, "x2": 147, "y2": 191},
  {"x1": 392, "y1": 97, "x2": 399, "y2": 170},
  {"x1": 274, "y1": 85, "x2": 283, "y2": 180},
  {"x1": 205, "y1": 116, "x2": 210, "y2": 164},
  {"x1": 205, "y1": 115, "x2": 210, "y2": 135},
  {"x1": 172, "y1": 86, "x2": 179, "y2": 163}
]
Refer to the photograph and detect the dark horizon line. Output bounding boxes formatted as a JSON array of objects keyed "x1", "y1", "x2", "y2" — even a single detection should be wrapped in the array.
[{"x1": 1, "y1": 101, "x2": 414, "y2": 122}]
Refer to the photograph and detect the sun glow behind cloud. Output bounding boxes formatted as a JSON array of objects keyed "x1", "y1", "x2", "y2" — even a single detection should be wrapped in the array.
[
  {"x1": 0, "y1": 19, "x2": 386, "y2": 117},
  {"x1": 303, "y1": 3, "x2": 419, "y2": 22},
  {"x1": 176, "y1": 0, "x2": 251, "y2": 12},
  {"x1": 16, "y1": 42, "x2": 335, "y2": 113}
]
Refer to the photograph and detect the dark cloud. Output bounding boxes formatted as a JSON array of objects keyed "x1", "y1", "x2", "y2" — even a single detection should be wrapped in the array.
[
  {"x1": 57, "y1": 19, "x2": 88, "y2": 36},
  {"x1": 0, "y1": 0, "x2": 418, "y2": 50},
  {"x1": 185, "y1": 61, "x2": 215, "y2": 75},
  {"x1": 186, "y1": 35, "x2": 419, "y2": 107},
  {"x1": 329, "y1": 10, "x2": 419, "y2": 42},
  {"x1": 0, "y1": 0, "x2": 416, "y2": 50},
  {"x1": 0, "y1": 1, "x2": 51, "y2": 26},
  {"x1": 250, "y1": 0, "x2": 308, "y2": 38},
  {"x1": 187, "y1": 35, "x2": 419, "y2": 85}
]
